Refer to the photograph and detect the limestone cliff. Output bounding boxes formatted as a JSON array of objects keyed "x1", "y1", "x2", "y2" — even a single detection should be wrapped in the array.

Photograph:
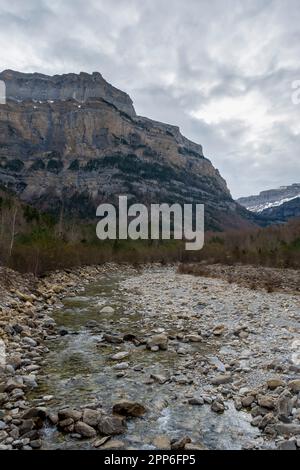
[{"x1": 0, "y1": 70, "x2": 250, "y2": 230}]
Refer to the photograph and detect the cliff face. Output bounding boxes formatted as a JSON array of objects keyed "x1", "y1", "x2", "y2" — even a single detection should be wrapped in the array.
[
  {"x1": 0, "y1": 70, "x2": 135, "y2": 117},
  {"x1": 0, "y1": 70, "x2": 249, "y2": 230}
]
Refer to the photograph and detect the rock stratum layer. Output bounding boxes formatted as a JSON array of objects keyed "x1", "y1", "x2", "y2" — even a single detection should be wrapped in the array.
[{"x1": 0, "y1": 70, "x2": 252, "y2": 230}]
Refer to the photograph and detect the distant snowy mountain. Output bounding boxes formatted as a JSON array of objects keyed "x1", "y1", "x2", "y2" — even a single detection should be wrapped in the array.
[{"x1": 237, "y1": 184, "x2": 300, "y2": 213}]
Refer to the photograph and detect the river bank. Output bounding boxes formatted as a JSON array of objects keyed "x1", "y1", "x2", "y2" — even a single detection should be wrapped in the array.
[{"x1": 0, "y1": 264, "x2": 299, "y2": 450}]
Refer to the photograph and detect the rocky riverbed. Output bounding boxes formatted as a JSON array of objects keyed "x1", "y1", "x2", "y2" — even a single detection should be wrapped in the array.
[{"x1": 0, "y1": 264, "x2": 299, "y2": 450}]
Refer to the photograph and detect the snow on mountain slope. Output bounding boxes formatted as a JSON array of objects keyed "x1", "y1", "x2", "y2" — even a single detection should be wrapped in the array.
[{"x1": 237, "y1": 184, "x2": 300, "y2": 213}]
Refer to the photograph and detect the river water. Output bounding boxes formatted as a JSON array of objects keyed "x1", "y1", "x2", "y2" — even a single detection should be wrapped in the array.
[{"x1": 30, "y1": 269, "x2": 262, "y2": 450}]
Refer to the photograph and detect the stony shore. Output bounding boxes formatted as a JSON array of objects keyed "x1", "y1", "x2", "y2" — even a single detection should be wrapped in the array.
[{"x1": 0, "y1": 263, "x2": 299, "y2": 450}]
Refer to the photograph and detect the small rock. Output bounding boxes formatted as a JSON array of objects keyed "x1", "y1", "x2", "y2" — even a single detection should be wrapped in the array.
[
  {"x1": 153, "y1": 435, "x2": 171, "y2": 449},
  {"x1": 22, "y1": 337, "x2": 37, "y2": 347},
  {"x1": 241, "y1": 396, "x2": 255, "y2": 408},
  {"x1": 113, "y1": 362, "x2": 129, "y2": 370},
  {"x1": 288, "y1": 380, "x2": 300, "y2": 393},
  {"x1": 213, "y1": 325, "x2": 225, "y2": 336},
  {"x1": 211, "y1": 374, "x2": 232, "y2": 386},
  {"x1": 171, "y1": 436, "x2": 191, "y2": 450},
  {"x1": 257, "y1": 395, "x2": 276, "y2": 410},
  {"x1": 188, "y1": 397, "x2": 204, "y2": 406},
  {"x1": 146, "y1": 334, "x2": 168, "y2": 351},
  {"x1": 103, "y1": 334, "x2": 123, "y2": 344},
  {"x1": 267, "y1": 378, "x2": 286, "y2": 390},
  {"x1": 58, "y1": 409, "x2": 82, "y2": 422},
  {"x1": 150, "y1": 373, "x2": 168, "y2": 384},
  {"x1": 275, "y1": 424, "x2": 300, "y2": 435},
  {"x1": 94, "y1": 436, "x2": 111, "y2": 448},
  {"x1": 100, "y1": 306, "x2": 115, "y2": 314},
  {"x1": 101, "y1": 439, "x2": 125, "y2": 449},
  {"x1": 211, "y1": 399, "x2": 225, "y2": 413},
  {"x1": 111, "y1": 352, "x2": 129, "y2": 361},
  {"x1": 74, "y1": 421, "x2": 97, "y2": 438},
  {"x1": 112, "y1": 401, "x2": 146, "y2": 417},
  {"x1": 277, "y1": 440, "x2": 297, "y2": 450},
  {"x1": 82, "y1": 409, "x2": 101, "y2": 428},
  {"x1": 186, "y1": 335, "x2": 202, "y2": 343},
  {"x1": 98, "y1": 415, "x2": 126, "y2": 436},
  {"x1": 29, "y1": 439, "x2": 42, "y2": 449}
]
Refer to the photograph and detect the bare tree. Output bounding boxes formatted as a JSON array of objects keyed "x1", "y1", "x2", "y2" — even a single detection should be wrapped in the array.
[{"x1": 9, "y1": 206, "x2": 18, "y2": 257}]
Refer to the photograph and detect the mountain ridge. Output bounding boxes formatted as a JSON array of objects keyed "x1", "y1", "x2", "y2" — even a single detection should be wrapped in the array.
[{"x1": 0, "y1": 70, "x2": 254, "y2": 231}]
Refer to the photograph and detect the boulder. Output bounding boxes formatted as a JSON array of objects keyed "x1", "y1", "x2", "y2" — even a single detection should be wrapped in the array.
[
  {"x1": 58, "y1": 409, "x2": 82, "y2": 422},
  {"x1": 82, "y1": 409, "x2": 102, "y2": 428},
  {"x1": 97, "y1": 415, "x2": 126, "y2": 435},
  {"x1": 112, "y1": 400, "x2": 147, "y2": 417},
  {"x1": 74, "y1": 421, "x2": 96, "y2": 438}
]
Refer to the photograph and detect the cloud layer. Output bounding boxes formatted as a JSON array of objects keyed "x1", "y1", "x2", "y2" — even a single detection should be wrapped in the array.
[{"x1": 0, "y1": 0, "x2": 299, "y2": 197}]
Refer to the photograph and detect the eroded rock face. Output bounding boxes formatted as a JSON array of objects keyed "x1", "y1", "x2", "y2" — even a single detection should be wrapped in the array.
[
  {"x1": 0, "y1": 70, "x2": 135, "y2": 117},
  {"x1": 0, "y1": 70, "x2": 251, "y2": 230}
]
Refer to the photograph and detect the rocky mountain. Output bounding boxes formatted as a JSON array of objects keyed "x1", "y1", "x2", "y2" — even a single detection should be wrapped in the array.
[
  {"x1": 237, "y1": 184, "x2": 300, "y2": 213},
  {"x1": 0, "y1": 70, "x2": 253, "y2": 230},
  {"x1": 258, "y1": 197, "x2": 300, "y2": 224}
]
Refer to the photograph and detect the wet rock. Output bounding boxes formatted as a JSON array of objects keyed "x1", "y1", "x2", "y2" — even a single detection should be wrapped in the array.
[
  {"x1": 275, "y1": 424, "x2": 300, "y2": 435},
  {"x1": 86, "y1": 320, "x2": 98, "y2": 328},
  {"x1": 103, "y1": 334, "x2": 123, "y2": 344},
  {"x1": 82, "y1": 409, "x2": 101, "y2": 428},
  {"x1": 100, "y1": 306, "x2": 115, "y2": 314},
  {"x1": 113, "y1": 401, "x2": 147, "y2": 417},
  {"x1": 153, "y1": 435, "x2": 171, "y2": 449},
  {"x1": 58, "y1": 409, "x2": 82, "y2": 422},
  {"x1": 74, "y1": 421, "x2": 96, "y2": 438},
  {"x1": 150, "y1": 373, "x2": 169, "y2": 384},
  {"x1": 111, "y1": 352, "x2": 129, "y2": 361},
  {"x1": 211, "y1": 399, "x2": 225, "y2": 413},
  {"x1": 123, "y1": 334, "x2": 137, "y2": 342},
  {"x1": 48, "y1": 412, "x2": 59, "y2": 425},
  {"x1": 58, "y1": 418, "x2": 74, "y2": 430},
  {"x1": 251, "y1": 416, "x2": 263, "y2": 427},
  {"x1": 113, "y1": 362, "x2": 129, "y2": 370},
  {"x1": 97, "y1": 415, "x2": 126, "y2": 435},
  {"x1": 171, "y1": 436, "x2": 191, "y2": 450},
  {"x1": 188, "y1": 397, "x2": 204, "y2": 406},
  {"x1": 185, "y1": 442, "x2": 207, "y2": 450},
  {"x1": 277, "y1": 440, "x2": 297, "y2": 450},
  {"x1": 101, "y1": 439, "x2": 125, "y2": 449},
  {"x1": 94, "y1": 436, "x2": 111, "y2": 448},
  {"x1": 29, "y1": 439, "x2": 42, "y2": 449},
  {"x1": 58, "y1": 328, "x2": 69, "y2": 336},
  {"x1": 258, "y1": 413, "x2": 275, "y2": 430}
]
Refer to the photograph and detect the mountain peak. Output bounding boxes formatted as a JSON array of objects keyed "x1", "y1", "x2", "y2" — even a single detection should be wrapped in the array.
[{"x1": 0, "y1": 69, "x2": 136, "y2": 117}]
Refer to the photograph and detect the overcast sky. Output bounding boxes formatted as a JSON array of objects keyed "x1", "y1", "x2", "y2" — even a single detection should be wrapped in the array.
[{"x1": 0, "y1": 0, "x2": 299, "y2": 198}]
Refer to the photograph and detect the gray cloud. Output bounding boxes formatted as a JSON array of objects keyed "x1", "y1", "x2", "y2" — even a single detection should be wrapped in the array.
[{"x1": 0, "y1": 0, "x2": 299, "y2": 197}]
